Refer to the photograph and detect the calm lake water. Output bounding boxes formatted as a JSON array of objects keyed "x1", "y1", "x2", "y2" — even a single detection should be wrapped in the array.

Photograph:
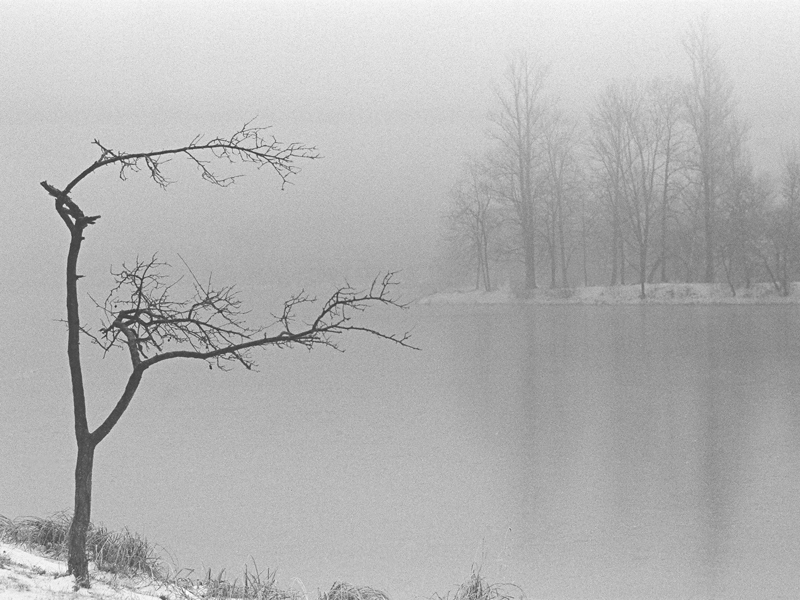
[{"x1": 5, "y1": 303, "x2": 800, "y2": 599}]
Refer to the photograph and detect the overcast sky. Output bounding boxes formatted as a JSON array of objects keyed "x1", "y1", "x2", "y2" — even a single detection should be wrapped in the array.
[
  {"x1": 3, "y1": 2, "x2": 800, "y2": 595},
  {"x1": 1, "y1": 0, "x2": 799, "y2": 344}
]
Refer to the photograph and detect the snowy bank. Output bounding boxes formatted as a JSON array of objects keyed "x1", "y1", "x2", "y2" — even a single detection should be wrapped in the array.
[
  {"x1": 0, "y1": 542, "x2": 193, "y2": 600},
  {"x1": 417, "y1": 282, "x2": 800, "y2": 306}
]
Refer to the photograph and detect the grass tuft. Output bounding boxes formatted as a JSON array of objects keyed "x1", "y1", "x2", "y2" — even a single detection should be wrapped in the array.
[
  {"x1": 431, "y1": 565, "x2": 523, "y2": 600},
  {"x1": 1, "y1": 514, "x2": 521, "y2": 600},
  {"x1": 320, "y1": 581, "x2": 390, "y2": 600},
  {"x1": 169, "y1": 560, "x2": 306, "y2": 600},
  {"x1": 0, "y1": 512, "x2": 165, "y2": 578}
]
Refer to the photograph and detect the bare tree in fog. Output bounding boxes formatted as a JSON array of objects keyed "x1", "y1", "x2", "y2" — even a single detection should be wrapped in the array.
[
  {"x1": 650, "y1": 80, "x2": 684, "y2": 284},
  {"x1": 541, "y1": 108, "x2": 581, "y2": 288},
  {"x1": 590, "y1": 80, "x2": 684, "y2": 298},
  {"x1": 489, "y1": 52, "x2": 549, "y2": 291},
  {"x1": 445, "y1": 157, "x2": 501, "y2": 291},
  {"x1": 436, "y1": 19, "x2": 796, "y2": 296},
  {"x1": 39, "y1": 123, "x2": 415, "y2": 586},
  {"x1": 716, "y1": 122, "x2": 765, "y2": 294},
  {"x1": 762, "y1": 146, "x2": 800, "y2": 295},
  {"x1": 682, "y1": 16, "x2": 739, "y2": 284},
  {"x1": 589, "y1": 82, "x2": 631, "y2": 286}
]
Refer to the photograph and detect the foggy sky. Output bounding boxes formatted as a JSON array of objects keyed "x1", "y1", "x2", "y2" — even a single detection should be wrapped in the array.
[
  {"x1": 0, "y1": 1, "x2": 797, "y2": 409},
  {"x1": 2, "y1": 1, "x2": 799, "y2": 307},
  {"x1": 0, "y1": 1, "x2": 797, "y2": 437},
  {"x1": 2, "y1": 1, "x2": 800, "y2": 594}
]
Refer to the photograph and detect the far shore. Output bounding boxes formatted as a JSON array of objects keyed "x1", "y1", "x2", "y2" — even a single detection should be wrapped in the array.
[{"x1": 416, "y1": 282, "x2": 800, "y2": 306}]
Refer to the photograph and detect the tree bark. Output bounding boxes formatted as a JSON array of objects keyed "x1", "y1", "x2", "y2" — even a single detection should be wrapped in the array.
[
  {"x1": 44, "y1": 181, "x2": 98, "y2": 587},
  {"x1": 68, "y1": 440, "x2": 95, "y2": 584}
]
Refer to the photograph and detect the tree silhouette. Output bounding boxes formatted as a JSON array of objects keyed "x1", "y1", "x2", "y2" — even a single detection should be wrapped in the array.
[{"x1": 40, "y1": 121, "x2": 414, "y2": 586}]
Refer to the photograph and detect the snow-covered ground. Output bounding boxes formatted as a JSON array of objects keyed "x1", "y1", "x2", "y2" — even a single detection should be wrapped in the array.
[
  {"x1": 0, "y1": 543, "x2": 192, "y2": 600},
  {"x1": 417, "y1": 282, "x2": 800, "y2": 306}
]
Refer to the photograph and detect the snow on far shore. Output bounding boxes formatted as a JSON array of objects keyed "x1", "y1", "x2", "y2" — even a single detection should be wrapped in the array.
[
  {"x1": 0, "y1": 542, "x2": 193, "y2": 600},
  {"x1": 416, "y1": 282, "x2": 800, "y2": 306}
]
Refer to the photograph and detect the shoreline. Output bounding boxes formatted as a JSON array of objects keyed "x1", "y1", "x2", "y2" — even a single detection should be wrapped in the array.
[{"x1": 416, "y1": 282, "x2": 800, "y2": 306}]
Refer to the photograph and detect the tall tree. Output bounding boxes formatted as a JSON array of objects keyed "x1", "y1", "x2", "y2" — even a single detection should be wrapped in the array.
[
  {"x1": 764, "y1": 146, "x2": 800, "y2": 295},
  {"x1": 589, "y1": 81, "x2": 631, "y2": 287},
  {"x1": 40, "y1": 123, "x2": 414, "y2": 586},
  {"x1": 541, "y1": 108, "x2": 580, "y2": 288},
  {"x1": 717, "y1": 161, "x2": 769, "y2": 294},
  {"x1": 650, "y1": 79, "x2": 685, "y2": 284},
  {"x1": 589, "y1": 81, "x2": 628, "y2": 286},
  {"x1": 445, "y1": 157, "x2": 500, "y2": 291},
  {"x1": 682, "y1": 16, "x2": 738, "y2": 283},
  {"x1": 590, "y1": 80, "x2": 683, "y2": 298},
  {"x1": 489, "y1": 52, "x2": 548, "y2": 290}
]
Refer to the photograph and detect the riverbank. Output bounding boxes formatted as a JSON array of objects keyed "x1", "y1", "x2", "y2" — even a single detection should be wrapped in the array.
[
  {"x1": 0, "y1": 540, "x2": 387, "y2": 600},
  {"x1": 0, "y1": 515, "x2": 507, "y2": 600},
  {"x1": 0, "y1": 542, "x2": 503, "y2": 600},
  {"x1": 0, "y1": 541, "x2": 179, "y2": 600},
  {"x1": 417, "y1": 282, "x2": 800, "y2": 306}
]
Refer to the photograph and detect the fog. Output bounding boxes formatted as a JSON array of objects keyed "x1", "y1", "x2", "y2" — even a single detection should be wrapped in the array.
[
  {"x1": 2, "y1": 1, "x2": 800, "y2": 596},
  {"x1": 2, "y1": 2, "x2": 798, "y2": 300}
]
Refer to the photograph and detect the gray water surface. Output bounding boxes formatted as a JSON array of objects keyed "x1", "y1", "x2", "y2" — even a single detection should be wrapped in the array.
[{"x1": 5, "y1": 304, "x2": 800, "y2": 599}]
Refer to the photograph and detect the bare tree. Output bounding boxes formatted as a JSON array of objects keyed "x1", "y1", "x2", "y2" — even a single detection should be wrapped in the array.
[
  {"x1": 762, "y1": 146, "x2": 800, "y2": 295},
  {"x1": 682, "y1": 16, "x2": 738, "y2": 283},
  {"x1": 650, "y1": 79, "x2": 685, "y2": 284},
  {"x1": 717, "y1": 162, "x2": 769, "y2": 294},
  {"x1": 489, "y1": 52, "x2": 549, "y2": 290},
  {"x1": 444, "y1": 158, "x2": 500, "y2": 291},
  {"x1": 777, "y1": 146, "x2": 800, "y2": 292},
  {"x1": 590, "y1": 80, "x2": 684, "y2": 298},
  {"x1": 541, "y1": 108, "x2": 580, "y2": 288},
  {"x1": 589, "y1": 82, "x2": 629, "y2": 286},
  {"x1": 39, "y1": 122, "x2": 415, "y2": 586}
]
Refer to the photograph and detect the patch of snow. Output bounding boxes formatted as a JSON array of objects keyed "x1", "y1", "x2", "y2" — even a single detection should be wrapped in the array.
[
  {"x1": 417, "y1": 282, "x2": 800, "y2": 306},
  {"x1": 0, "y1": 543, "x2": 195, "y2": 600},
  {"x1": 417, "y1": 286, "x2": 514, "y2": 305}
]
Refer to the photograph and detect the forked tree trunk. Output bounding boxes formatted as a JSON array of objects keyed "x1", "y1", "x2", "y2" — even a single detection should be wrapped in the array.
[{"x1": 68, "y1": 440, "x2": 95, "y2": 583}]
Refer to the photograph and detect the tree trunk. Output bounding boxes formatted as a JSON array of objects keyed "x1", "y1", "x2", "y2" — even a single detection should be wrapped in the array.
[
  {"x1": 549, "y1": 227, "x2": 557, "y2": 289},
  {"x1": 482, "y1": 233, "x2": 492, "y2": 292},
  {"x1": 68, "y1": 440, "x2": 95, "y2": 585},
  {"x1": 704, "y1": 175, "x2": 715, "y2": 283},
  {"x1": 581, "y1": 201, "x2": 589, "y2": 287},
  {"x1": 639, "y1": 247, "x2": 647, "y2": 299},
  {"x1": 610, "y1": 226, "x2": 618, "y2": 285},
  {"x1": 56, "y1": 192, "x2": 96, "y2": 587},
  {"x1": 557, "y1": 199, "x2": 568, "y2": 288},
  {"x1": 524, "y1": 233, "x2": 537, "y2": 290}
]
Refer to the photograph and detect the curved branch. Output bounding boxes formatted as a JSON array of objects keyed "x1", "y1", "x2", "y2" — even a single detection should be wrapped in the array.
[{"x1": 61, "y1": 121, "x2": 319, "y2": 197}]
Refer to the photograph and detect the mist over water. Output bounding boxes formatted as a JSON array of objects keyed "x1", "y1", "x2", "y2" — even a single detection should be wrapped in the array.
[{"x1": 6, "y1": 304, "x2": 800, "y2": 599}]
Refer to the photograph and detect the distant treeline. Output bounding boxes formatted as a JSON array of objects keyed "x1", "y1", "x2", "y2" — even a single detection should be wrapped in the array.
[{"x1": 441, "y1": 17, "x2": 800, "y2": 300}]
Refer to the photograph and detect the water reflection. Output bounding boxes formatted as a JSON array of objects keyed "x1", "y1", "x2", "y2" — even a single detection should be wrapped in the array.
[
  {"x1": 437, "y1": 305, "x2": 800, "y2": 599},
  {"x1": 28, "y1": 303, "x2": 800, "y2": 600}
]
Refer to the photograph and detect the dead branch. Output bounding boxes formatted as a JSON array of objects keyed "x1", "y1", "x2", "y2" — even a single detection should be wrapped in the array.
[
  {"x1": 61, "y1": 120, "x2": 319, "y2": 199},
  {"x1": 91, "y1": 258, "x2": 416, "y2": 372}
]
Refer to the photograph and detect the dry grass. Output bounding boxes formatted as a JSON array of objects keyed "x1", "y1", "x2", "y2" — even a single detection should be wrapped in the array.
[
  {"x1": 1, "y1": 514, "x2": 522, "y2": 600},
  {"x1": 0, "y1": 512, "x2": 164, "y2": 578},
  {"x1": 431, "y1": 566, "x2": 523, "y2": 600},
  {"x1": 171, "y1": 562, "x2": 305, "y2": 600},
  {"x1": 320, "y1": 582, "x2": 390, "y2": 600}
]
